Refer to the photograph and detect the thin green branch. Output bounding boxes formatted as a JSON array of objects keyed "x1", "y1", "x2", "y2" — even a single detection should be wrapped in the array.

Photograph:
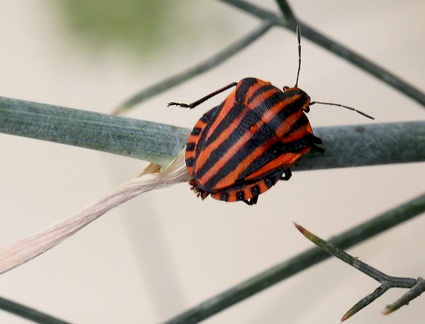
[
  {"x1": 341, "y1": 286, "x2": 388, "y2": 322},
  {"x1": 383, "y1": 279, "x2": 425, "y2": 314},
  {"x1": 115, "y1": 22, "x2": 274, "y2": 113},
  {"x1": 219, "y1": 0, "x2": 278, "y2": 24},
  {"x1": 274, "y1": 0, "x2": 297, "y2": 26},
  {"x1": 1, "y1": 96, "x2": 424, "y2": 170},
  {"x1": 295, "y1": 223, "x2": 395, "y2": 285},
  {"x1": 218, "y1": 0, "x2": 425, "y2": 108},
  {"x1": 295, "y1": 223, "x2": 423, "y2": 321},
  {"x1": 0, "y1": 296, "x2": 70, "y2": 324},
  {"x1": 164, "y1": 192, "x2": 425, "y2": 324}
]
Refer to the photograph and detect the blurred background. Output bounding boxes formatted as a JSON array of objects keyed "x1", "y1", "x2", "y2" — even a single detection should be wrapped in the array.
[{"x1": 0, "y1": 0, "x2": 424, "y2": 323}]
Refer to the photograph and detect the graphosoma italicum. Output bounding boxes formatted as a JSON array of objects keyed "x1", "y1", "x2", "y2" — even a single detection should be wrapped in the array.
[{"x1": 169, "y1": 26, "x2": 373, "y2": 205}]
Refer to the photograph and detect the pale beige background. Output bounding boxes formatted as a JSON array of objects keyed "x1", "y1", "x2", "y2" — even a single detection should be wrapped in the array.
[{"x1": 0, "y1": 1, "x2": 424, "y2": 323}]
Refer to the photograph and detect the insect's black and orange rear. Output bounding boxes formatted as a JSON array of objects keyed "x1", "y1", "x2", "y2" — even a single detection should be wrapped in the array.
[{"x1": 169, "y1": 27, "x2": 372, "y2": 205}]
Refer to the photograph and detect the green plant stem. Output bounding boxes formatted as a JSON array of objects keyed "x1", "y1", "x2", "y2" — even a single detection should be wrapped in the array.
[
  {"x1": 341, "y1": 286, "x2": 388, "y2": 321},
  {"x1": 0, "y1": 296, "x2": 70, "y2": 324},
  {"x1": 164, "y1": 192, "x2": 425, "y2": 324},
  {"x1": 116, "y1": 21, "x2": 274, "y2": 112},
  {"x1": 218, "y1": 0, "x2": 425, "y2": 108},
  {"x1": 300, "y1": 121, "x2": 425, "y2": 170},
  {"x1": 297, "y1": 223, "x2": 417, "y2": 288},
  {"x1": 1, "y1": 96, "x2": 425, "y2": 169},
  {"x1": 296, "y1": 223, "x2": 423, "y2": 321},
  {"x1": 0, "y1": 96, "x2": 188, "y2": 167},
  {"x1": 383, "y1": 279, "x2": 425, "y2": 314},
  {"x1": 274, "y1": 0, "x2": 296, "y2": 26}
]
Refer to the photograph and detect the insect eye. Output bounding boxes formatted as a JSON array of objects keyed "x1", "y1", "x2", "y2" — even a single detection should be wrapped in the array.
[{"x1": 282, "y1": 86, "x2": 289, "y2": 92}]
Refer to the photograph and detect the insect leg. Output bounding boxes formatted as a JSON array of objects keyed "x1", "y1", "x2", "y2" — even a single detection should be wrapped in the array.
[
  {"x1": 308, "y1": 133, "x2": 324, "y2": 153},
  {"x1": 244, "y1": 195, "x2": 259, "y2": 206},
  {"x1": 168, "y1": 82, "x2": 238, "y2": 109},
  {"x1": 312, "y1": 143, "x2": 324, "y2": 153},
  {"x1": 280, "y1": 168, "x2": 292, "y2": 181}
]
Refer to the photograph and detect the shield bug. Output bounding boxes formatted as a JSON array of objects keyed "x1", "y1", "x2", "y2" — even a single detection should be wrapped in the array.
[{"x1": 169, "y1": 26, "x2": 373, "y2": 205}]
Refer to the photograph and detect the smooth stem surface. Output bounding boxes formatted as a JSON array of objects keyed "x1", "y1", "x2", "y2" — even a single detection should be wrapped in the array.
[
  {"x1": 0, "y1": 96, "x2": 188, "y2": 167},
  {"x1": 0, "y1": 296, "x2": 70, "y2": 324}
]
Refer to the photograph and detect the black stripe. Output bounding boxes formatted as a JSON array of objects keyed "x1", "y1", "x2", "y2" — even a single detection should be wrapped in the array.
[
  {"x1": 197, "y1": 82, "x2": 277, "y2": 183},
  {"x1": 264, "y1": 177, "x2": 274, "y2": 188},
  {"x1": 204, "y1": 78, "x2": 257, "y2": 144},
  {"x1": 203, "y1": 101, "x2": 245, "y2": 145},
  {"x1": 247, "y1": 83, "x2": 276, "y2": 105},
  {"x1": 235, "y1": 78, "x2": 258, "y2": 102},
  {"x1": 186, "y1": 157, "x2": 195, "y2": 167},
  {"x1": 205, "y1": 79, "x2": 267, "y2": 146},
  {"x1": 281, "y1": 113, "x2": 310, "y2": 139},
  {"x1": 191, "y1": 127, "x2": 202, "y2": 136},
  {"x1": 251, "y1": 185, "x2": 260, "y2": 197},
  {"x1": 199, "y1": 89, "x2": 293, "y2": 188},
  {"x1": 202, "y1": 86, "x2": 303, "y2": 187},
  {"x1": 276, "y1": 135, "x2": 312, "y2": 153},
  {"x1": 237, "y1": 139, "x2": 285, "y2": 180},
  {"x1": 190, "y1": 103, "x2": 223, "y2": 157},
  {"x1": 195, "y1": 85, "x2": 309, "y2": 190},
  {"x1": 220, "y1": 192, "x2": 229, "y2": 202},
  {"x1": 236, "y1": 191, "x2": 245, "y2": 201},
  {"x1": 199, "y1": 102, "x2": 223, "y2": 133},
  {"x1": 186, "y1": 142, "x2": 196, "y2": 151},
  {"x1": 201, "y1": 119, "x2": 275, "y2": 188},
  {"x1": 200, "y1": 114, "x2": 210, "y2": 123},
  {"x1": 263, "y1": 90, "x2": 310, "y2": 133},
  {"x1": 238, "y1": 134, "x2": 312, "y2": 181}
]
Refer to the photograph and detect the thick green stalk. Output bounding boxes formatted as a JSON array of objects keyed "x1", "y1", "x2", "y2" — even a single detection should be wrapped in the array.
[
  {"x1": 1, "y1": 96, "x2": 424, "y2": 169},
  {"x1": 0, "y1": 96, "x2": 188, "y2": 167}
]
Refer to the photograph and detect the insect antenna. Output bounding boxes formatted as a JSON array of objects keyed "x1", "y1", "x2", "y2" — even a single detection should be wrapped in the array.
[
  {"x1": 294, "y1": 25, "x2": 302, "y2": 88},
  {"x1": 310, "y1": 101, "x2": 375, "y2": 120}
]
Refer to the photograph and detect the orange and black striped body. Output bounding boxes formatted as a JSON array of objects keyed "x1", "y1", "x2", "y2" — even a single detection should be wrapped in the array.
[{"x1": 185, "y1": 77, "x2": 322, "y2": 205}]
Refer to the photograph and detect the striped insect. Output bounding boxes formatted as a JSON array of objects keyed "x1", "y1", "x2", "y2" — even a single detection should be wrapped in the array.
[{"x1": 169, "y1": 27, "x2": 373, "y2": 205}]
